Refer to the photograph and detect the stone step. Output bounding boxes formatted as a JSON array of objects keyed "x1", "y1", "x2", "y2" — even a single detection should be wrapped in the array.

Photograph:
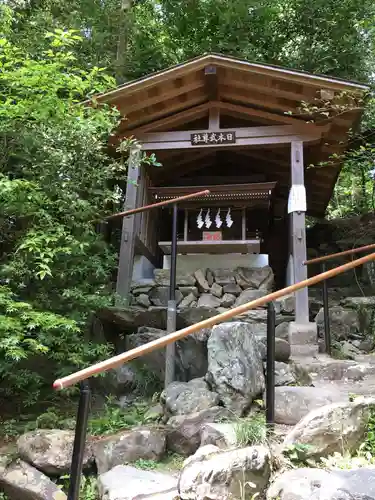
[{"x1": 292, "y1": 354, "x2": 375, "y2": 381}]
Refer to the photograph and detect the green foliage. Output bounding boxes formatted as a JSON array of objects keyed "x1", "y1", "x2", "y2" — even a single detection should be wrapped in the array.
[
  {"x1": 58, "y1": 475, "x2": 98, "y2": 500},
  {"x1": 0, "y1": 19, "x2": 162, "y2": 402},
  {"x1": 88, "y1": 397, "x2": 150, "y2": 436},
  {"x1": 234, "y1": 413, "x2": 267, "y2": 447},
  {"x1": 133, "y1": 453, "x2": 184, "y2": 471},
  {"x1": 283, "y1": 443, "x2": 315, "y2": 466},
  {"x1": 321, "y1": 450, "x2": 375, "y2": 470}
]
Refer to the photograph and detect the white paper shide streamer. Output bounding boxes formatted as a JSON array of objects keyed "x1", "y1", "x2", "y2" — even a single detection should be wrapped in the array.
[
  {"x1": 197, "y1": 209, "x2": 204, "y2": 229},
  {"x1": 215, "y1": 209, "x2": 222, "y2": 228},
  {"x1": 205, "y1": 208, "x2": 212, "y2": 228},
  {"x1": 226, "y1": 208, "x2": 233, "y2": 228}
]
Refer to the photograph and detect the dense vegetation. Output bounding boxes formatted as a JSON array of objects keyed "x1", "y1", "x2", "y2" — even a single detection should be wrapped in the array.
[{"x1": 1, "y1": 0, "x2": 375, "y2": 406}]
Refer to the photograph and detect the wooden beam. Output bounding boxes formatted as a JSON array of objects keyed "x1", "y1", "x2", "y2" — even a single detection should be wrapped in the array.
[
  {"x1": 134, "y1": 235, "x2": 159, "y2": 268},
  {"x1": 118, "y1": 79, "x2": 204, "y2": 115},
  {"x1": 115, "y1": 147, "x2": 141, "y2": 304},
  {"x1": 126, "y1": 103, "x2": 210, "y2": 134},
  {"x1": 290, "y1": 141, "x2": 309, "y2": 324},
  {"x1": 205, "y1": 65, "x2": 218, "y2": 101},
  {"x1": 141, "y1": 133, "x2": 322, "y2": 150}
]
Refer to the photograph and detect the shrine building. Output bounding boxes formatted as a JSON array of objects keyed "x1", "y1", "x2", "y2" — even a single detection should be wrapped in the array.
[{"x1": 95, "y1": 53, "x2": 368, "y2": 329}]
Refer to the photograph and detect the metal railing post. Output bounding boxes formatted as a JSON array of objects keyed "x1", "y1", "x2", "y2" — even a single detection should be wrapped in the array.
[
  {"x1": 321, "y1": 262, "x2": 331, "y2": 355},
  {"x1": 266, "y1": 302, "x2": 276, "y2": 428},
  {"x1": 165, "y1": 203, "x2": 178, "y2": 387},
  {"x1": 67, "y1": 381, "x2": 91, "y2": 500}
]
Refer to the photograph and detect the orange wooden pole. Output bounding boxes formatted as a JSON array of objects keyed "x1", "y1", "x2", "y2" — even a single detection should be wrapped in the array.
[
  {"x1": 105, "y1": 189, "x2": 210, "y2": 220},
  {"x1": 53, "y1": 251, "x2": 375, "y2": 390},
  {"x1": 304, "y1": 243, "x2": 375, "y2": 266}
]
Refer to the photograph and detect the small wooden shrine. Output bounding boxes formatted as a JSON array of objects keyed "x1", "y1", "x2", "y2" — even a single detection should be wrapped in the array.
[{"x1": 95, "y1": 54, "x2": 368, "y2": 325}]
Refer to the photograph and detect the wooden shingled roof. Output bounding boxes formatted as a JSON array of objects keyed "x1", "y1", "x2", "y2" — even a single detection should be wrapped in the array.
[{"x1": 95, "y1": 53, "x2": 369, "y2": 217}]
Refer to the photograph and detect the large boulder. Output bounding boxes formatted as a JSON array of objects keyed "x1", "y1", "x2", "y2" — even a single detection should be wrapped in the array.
[
  {"x1": 283, "y1": 397, "x2": 375, "y2": 458},
  {"x1": 98, "y1": 465, "x2": 178, "y2": 500},
  {"x1": 17, "y1": 429, "x2": 93, "y2": 476},
  {"x1": 166, "y1": 407, "x2": 233, "y2": 456},
  {"x1": 273, "y1": 386, "x2": 342, "y2": 425},
  {"x1": 315, "y1": 306, "x2": 360, "y2": 340},
  {"x1": 127, "y1": 328, "x2": 207, "y2": 382},
  {"x1": 0, "y1": 459, "x2": 67, "y2": 500},
  {"x1": 93, "y1": 427, "x2": 166, "y2": 474},
  {"x1": 274, "y1": 361, "x2": 296, "y2": 386},
  {"x1": 162, "y1": 378, "x2": 219, "y2": 416},
  {"x1": 268, "y1": 467, "x2": 375, "y2": 500},
  {"x1": 178, "y1": 444, "x2": 271, "y2": 499},
  {"x1": 207, "y1": 322, "x2": 265, "y2": 415}
]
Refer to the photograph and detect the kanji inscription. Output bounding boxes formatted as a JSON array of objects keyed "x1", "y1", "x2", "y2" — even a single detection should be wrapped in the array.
[{"x1": 190, "y1": 131, "x2": 236, "y2": 145}]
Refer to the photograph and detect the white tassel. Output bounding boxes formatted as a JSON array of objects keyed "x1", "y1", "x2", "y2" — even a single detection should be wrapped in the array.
[
  {"x1": 215, "y1": 209, "x2": 222, "y2": 228},
  {"x1": 226, "y1": 208, "x2": 233, "y2": 228},
  {"x1": 197, "y1": 209, "x2": 204, "y2": 229},
  {"x1": 205, "y1": 208, "x2": 212, "y2": 228}
]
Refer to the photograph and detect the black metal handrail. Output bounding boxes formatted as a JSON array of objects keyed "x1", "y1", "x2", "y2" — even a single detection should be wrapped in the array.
[
  {"x1": 60, "y1": 249, "x2": 375, "y2": 500},
  {"x1": 304, "y1": 243, "x2": 375, "y2": 355}
]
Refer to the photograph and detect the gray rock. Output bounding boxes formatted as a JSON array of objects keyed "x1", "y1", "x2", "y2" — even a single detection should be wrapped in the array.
[
  {"x1": 179, "y1": 286, "x2": 199, "y2": 297},
  {"x1": 212, "y1": 269, "x2": 236, "y2": 286},
  {"x1": 275, "y1": 322, "x2": 290, "y2": 340},
  {"x1": 98, "y1": 465, "x2": 178, "y2": 500},
  {"x1": 235, "y1": 289, "x2": 266, "y2": 307},
  {"x1": 154, "y1": 269, "x2": 196, "y2": 287},
  {"x1": 341, "y1": 296, "x2": 375, "y2": 308},
  {"x1": 200, "y1": 423, "x2": 237, "y2": 449},
  {"x1": 144, "y1": 403, "x2": 164, "y2": 423},
  {"x1": 207, "y1": 322, "x2": 265, "y2": 415},
  {"x1": 283, "y1": 397, "x2": 375, "y2": 458},
  {"x1": 274, "y1": 361, "x2": 295, "y2": 386},
  {"x1": 0, "y1": 459, "x2": 66, "y2": 500},
  {"x1": 340, "y1": 340, "x2": 361, "y2": 359},
  {"x1": 316, "y1": 306, "x2": 360, "y2": 341},
  {"x1": 223, "y1": 283, "x2": 242, "y2": 296},
  {"x1": 268, "y1": 467, "x2": 375, "y2": 500},
  {"x1": 93, "y1": 427, "x2": 166, "y2": 474},
  {"x1": 194, "y1": 269, "x2": 210, "y2": 292},
  {"x1": 358, "y1": 338, "x2": 375, "y2": 352},
  {"x1": 206, "y1": 268, "x2": 214, "y2": 286},
  {"x1": 115, "y1": 364, "x2": 137, "y2": 392},
  {"x1": 166, "y1": 407, "x2": 233, "y2": 456},
  {"x1": 267, "y1": 468, "x2": 332, "y2": 500},
  {"x1": 211, "y1": 282, "x2": 223, "y2": 298},
  {"x1": 276, "y1": 294, "x2": 295, "y2": 314},
  {"x1": 235, "y1": 266, "x2": 274, "y2": 290},
  {"x1": 197, "y1": 293, "x2": 221, "y2": 308},
  {"x1": 179, "y1": 292, "x2": 196, "y2": 308},
  {"x1": 101, "y1": 306, "x2": 166, "y2": 330},
  {"x1": 220, "y1": 293, "x2": 236, "y2": 307},
  {"x1": 178, "y1": 445, "x2": 270, "y2": 499},
  {"x1": 256, "y1": 336, "x2": 291, "y2": 362},
  {"x1": 130, "y1": 279, "x2": 155, "y2": 295},
  {"x1": 273, "y1": 386, "x2": 342, "y2": 425},
  {"x1": 135, "y1": 293, "x2": 151, "y2": 308},
  {"x1": 236, "y1": 309, "x2": 268, "y2": 323},
  {"x1": 149, "y1": 287, "x2": 183, "y2": 307},
  {"x1": 177, "y1": 307, "x2": 218, "y2": 328},
  {"x1": 17, "y1": 429, "x2": 92, "y2": 476},
  {"x1": 128, "y1": 329, "x2": 207, "y2": 382},
  {"x1": 162, "y1": 378, "x2": 219, "y2": 416}
]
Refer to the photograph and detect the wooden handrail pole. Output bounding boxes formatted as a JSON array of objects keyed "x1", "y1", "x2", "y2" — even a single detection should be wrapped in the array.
[
  {"x1": 53, "y1": 251, "x2": 375, "y2": 390},
  {"x1": 304, "y1": 243, "x2": 375, "y2": 266},
  {"x1": 105, "y1": 189, "x2": 210, "y2": 220}
]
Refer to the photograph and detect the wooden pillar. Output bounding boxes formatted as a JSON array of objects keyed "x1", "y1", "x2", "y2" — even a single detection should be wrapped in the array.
[
  {"x1": 115, "y1": 146, "x2": 141, "y2": 305},
  {"x1": 290, "y1": 141, "x2": 309, "y2": 323}
]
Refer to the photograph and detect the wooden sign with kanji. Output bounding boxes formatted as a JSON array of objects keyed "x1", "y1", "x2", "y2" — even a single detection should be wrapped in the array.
[{"x1": 191, "y1": 131, "x2": 236, "y2": 145}]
